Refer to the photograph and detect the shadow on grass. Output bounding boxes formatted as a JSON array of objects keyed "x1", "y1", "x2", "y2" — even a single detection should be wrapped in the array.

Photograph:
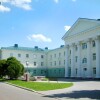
[{"x1": 43, "y1": 90, "x2": 100, "y2": 100}]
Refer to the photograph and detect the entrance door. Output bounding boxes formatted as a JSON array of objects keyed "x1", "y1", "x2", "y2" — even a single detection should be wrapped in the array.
[{"x1": 83, "y1": 68, "x2": 87, "y2": 78}]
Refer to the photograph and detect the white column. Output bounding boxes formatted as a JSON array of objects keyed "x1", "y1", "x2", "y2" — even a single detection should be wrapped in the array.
[
  {"x1": 87, "y1": 39, "x2": 92, "y2": 78},
  {"x1": 95, "y1": 37, "x2": 100, "y2": 78},
  {"x1": 65, "y1": 45, "x2": 69, "y2": 77},
  {"x1": 70, "y1": 43, "x2": 75, "y2": 77},
  {"x1": 77, "y1": 42, "x2": 81, "y2": 77}
]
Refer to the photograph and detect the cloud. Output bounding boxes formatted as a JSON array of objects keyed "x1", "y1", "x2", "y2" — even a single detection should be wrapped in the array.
[
  {"x1": 54, "y1": 0, "x2": 59, "y2": 3},
  {"x1": 27, "y1": 34, "x2": 52, "y2": 43},
  {"x1": 64, "y1": 25, "x2": 71, "y2": 31},
  {"x1": 11, "y1": 0, "x2": 32, "y2": 10},
  {"x1": 0, "y1": 5, "x2": 10, "y2": 12},
  {"x1": 0, "y1": 0, "x2": 32, "y2": 11}
]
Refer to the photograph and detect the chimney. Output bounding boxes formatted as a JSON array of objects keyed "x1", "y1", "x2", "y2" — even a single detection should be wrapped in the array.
[{"x1": 14, "y1": 44, "x2": 18, "y2": 47}]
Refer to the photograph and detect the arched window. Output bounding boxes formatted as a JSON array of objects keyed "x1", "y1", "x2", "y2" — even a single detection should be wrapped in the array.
[{"x1": 82, "y1": 58, "x2": 87, "y2": 63}]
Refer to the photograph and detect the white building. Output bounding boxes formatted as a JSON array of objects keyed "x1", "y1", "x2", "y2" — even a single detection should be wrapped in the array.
[
  {"x1": 0, "y1": 44, "x2": 66, "y2": 77},
  {"x1": 0, "y1": 18, "x2": 100, "y2": 78},
  {"x1": 62, "y1": 18, "x2": 100, "y2": 78}
]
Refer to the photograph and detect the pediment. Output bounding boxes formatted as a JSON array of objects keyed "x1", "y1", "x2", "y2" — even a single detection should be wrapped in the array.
[{"x1": 62, "y1": 18, "x2": 100, "y2": 40}]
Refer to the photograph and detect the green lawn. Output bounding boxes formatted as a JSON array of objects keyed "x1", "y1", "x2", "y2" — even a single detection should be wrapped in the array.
[{"x1": 7, "y1": 80, "x2": 73, "y2": 91}]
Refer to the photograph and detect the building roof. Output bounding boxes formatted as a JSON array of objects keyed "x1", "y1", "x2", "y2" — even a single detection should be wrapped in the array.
[
  {"x1": 62, "y1": 18, "x2": 100, "y2": 40},
  {"x1": 1, "y1": 44, "x2": 48, "y2": 52}
]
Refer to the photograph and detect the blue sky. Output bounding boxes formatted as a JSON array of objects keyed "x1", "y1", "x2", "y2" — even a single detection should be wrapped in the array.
[{"x1": 0, "y1": 0, "x2": 100, "y2": 49}]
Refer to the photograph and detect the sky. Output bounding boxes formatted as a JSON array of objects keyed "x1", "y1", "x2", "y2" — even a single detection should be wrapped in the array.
[{"x1": 0, "y1": 0, "x2": 100, "y2": 49}]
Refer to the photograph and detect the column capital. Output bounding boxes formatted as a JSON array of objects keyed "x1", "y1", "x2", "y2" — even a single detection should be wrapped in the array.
[
  {"x1": 65, "y1": 44, "x2": 69, "y2": 48},
  {"x1": 86, "y1": 38, "x2": 92, "y2": 43},
  {"x1": 94, "y1": 36, "x2": 100, "y2": 41}
]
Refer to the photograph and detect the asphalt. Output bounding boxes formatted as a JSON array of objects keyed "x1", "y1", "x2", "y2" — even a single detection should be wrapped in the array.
[
  {"x1": 39, "y1": 79, "x2": 100, "y2": 100},
  {"x1": 1, "y1": 79, "x2": 100, "y2": 100}
]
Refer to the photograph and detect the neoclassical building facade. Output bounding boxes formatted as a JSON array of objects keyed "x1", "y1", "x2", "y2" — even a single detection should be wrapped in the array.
[
  {"x1": 0, "y1": 18, "x2": 100, "y2": 78},
  {"x1": 63, "y1": 18, "x2": 100, "y2": 78}
]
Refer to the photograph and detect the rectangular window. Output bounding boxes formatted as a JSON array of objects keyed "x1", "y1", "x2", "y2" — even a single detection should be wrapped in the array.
[
  {"x1": 82, "y1": 43, "x2": 87, "y2": 49},
  {"x1": 76, "y1": 46, "x2": 78, "y2": 51},
  {"x1": 70, "y1": 50, "x2": 71, "y2": 54},
  {"x1": 41, "y1": 55, "x2": 44, "y2": 58},
  {"x1": 64, "y1": 51, "x2": 65, "y2": 56},
  {"x1": 75, "y1": 56, "x2": 78, "y2": 62},
  {"x1": 93, "y1": 68, "x2": 96, "y2": 74},
  {"x1": 34, "y1": 70, "x2": 36, "y2": 74},
  {"x1": 64, "y1": 60, "x2": 65, "y2": 65},
  {"x1": 70, "y1": 59, "x2": 71, "y2": 64},
  {"x1": 54, "y1": 61, "x2": 56, "y2": 66},
  {"x1": 59, "y1": 61, "x2": 61, "y2": 65},
  {"x1": 92, "y1": 41, "x2": 95, "y2": 47},
  {"x1": 26, "y1": 54, "x2": 29, "y2": 58},
  {"x1": 41, "y1": 62, "x2": 44, "y2": 66},
  {"x1": 18, "y1": 54, "x2": 21, "y2": 57},
  {"x1": 93, "y1": 53, "x2": 96, "y2": 60},
  {"x1": 34, "y1": 62, "x2": 36, "y2": 66},
  {"x1": 59, "y1": 53, "x2": 61, "y2": 57}
]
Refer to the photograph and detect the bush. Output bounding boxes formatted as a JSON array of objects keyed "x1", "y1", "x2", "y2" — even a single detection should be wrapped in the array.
[{"x1": 6, "y1": 57, "x2": 24, "y2": 79}]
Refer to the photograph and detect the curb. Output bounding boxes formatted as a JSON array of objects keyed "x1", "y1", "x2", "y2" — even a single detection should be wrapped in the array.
[
  {"x1": 5, "y1": 82, "x2": 44, "y2": 95},
  {"x1": 5, "y1": 82, "x2": 61, "y2": 100}
]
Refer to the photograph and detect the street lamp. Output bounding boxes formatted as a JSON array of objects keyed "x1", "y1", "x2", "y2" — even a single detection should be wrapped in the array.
[
  {"x1": 26, "y1": 61, "x2": 29, "y2": 73},
  {"x1": 25, "y1": 61, "x2": 30, "y2": 81}
]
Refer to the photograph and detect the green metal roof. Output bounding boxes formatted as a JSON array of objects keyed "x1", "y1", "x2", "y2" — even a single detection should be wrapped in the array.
[{"x1": 1, "y1": 46, "x2": 48, "y2": 52}]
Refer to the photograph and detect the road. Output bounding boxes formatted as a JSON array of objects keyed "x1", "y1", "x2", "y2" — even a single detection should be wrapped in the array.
[{"x1": 0, "y1": 82, "x2": 57, "y2": 100}]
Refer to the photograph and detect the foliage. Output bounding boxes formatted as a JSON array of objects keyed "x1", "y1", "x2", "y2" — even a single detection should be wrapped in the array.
[
  {"x1": 0, "y1": 57, "x2": 24, "y2": 79},
  {"x1": 6, "y1": 57, "x2": 24, "y2": 79},
  {"x1": 7, "y1": 80, "x2": 73, "y2": 91},
  {"x1": 0, "y1": 59, "x2": 7, "y2": 78}
]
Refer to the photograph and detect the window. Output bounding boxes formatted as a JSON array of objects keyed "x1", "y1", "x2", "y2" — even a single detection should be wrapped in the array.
[
  {"x1": 92, "y1": 41, "x2": 95, "y2": 47},
  {"x1": 93, "y1": 53, "x2": 96, "y2": 60},
  {"x1": 75, "y1": 46, "x2": 78, "y2": 51},
  {"x1": 34, "y1": 62, "x2": 36, "y2": 66},
  {"x1": 41, "y1": 70, "x2": 44, "y2": 74},
  {"x1": 54, "y1": 61, "x2": 56, "y2": 66},
  {"x1": 33, "y1": 54, "x2": 37, "y2": 59},
  {"x1": 59, "y1": 61, "x2": 61, "y2": 65},
  {"x1": 75, "y1": 56, "x2": 78, "y2": 62},
  {"x1": 18, "y1": 54, "x2": 21, "y2": 57},
  {"x1": 64, "y1": 60, "x2": 65, "y2": 65},
  {"x1": 10, "y1": 53, "x2": 13, "y2": 57},
  {"x1": 82, "y1": 58, "x2": 87, "y2": 63},
  {"x1": 41, "y1": 62, "x2": 44, "y2": 66},
  {"x1": 82, "y1": 43, "x2": 87, "y2": 49},
  {"x1": 64, "y1": 51, "x2": 65, "y2": 56},
  {"x1": 70, "y1": 50, "x2": 71, "y2": 54},
  {"x1": 70, "y1": 59, "x2": 71, "y2": 64},
  {"x1": 34, "y1": 70, "x2": 36, "y2": 74},
  {"x1": 41, "y1": 55, "x2": 44, "y2": 58},
  {"x1": 76, "y1": 68, "x2": 77, "y2": 75},
  {"x1": 59, "y1": 53, "x2": 61, "y2": 57},
  {"x1": 93, "y1": 68, "x2": 96, "y2": 74},
  {"x1": 26, "y1": 54, "x2": 29, "y2": 58}
]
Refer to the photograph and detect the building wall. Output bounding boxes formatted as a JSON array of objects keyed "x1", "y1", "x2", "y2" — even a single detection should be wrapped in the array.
[{"x1": 0, "y1": 45, "x2": 66, "y2": 77}]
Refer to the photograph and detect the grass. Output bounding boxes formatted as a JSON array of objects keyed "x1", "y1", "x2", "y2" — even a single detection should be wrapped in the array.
[{"x1": 6, "y1": 80, "x2": 73, "y2": 91}]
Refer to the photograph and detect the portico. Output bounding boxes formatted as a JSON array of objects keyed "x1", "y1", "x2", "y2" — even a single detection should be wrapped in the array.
[{"x1": 63, "y1": 18, "x2": 100, "y2": 78}]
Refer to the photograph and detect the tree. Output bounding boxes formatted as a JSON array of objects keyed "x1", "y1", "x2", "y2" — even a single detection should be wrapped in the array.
[
  {"x1": 0, "y1": 59, "x2": 7, "y2": 78},
  {"x1": 6, "y1": 57, "x2": 24, "y2": 79}
]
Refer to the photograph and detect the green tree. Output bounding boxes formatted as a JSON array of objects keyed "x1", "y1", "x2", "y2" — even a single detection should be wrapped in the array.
[
  {"x1": 6, "y1": 57, "x2": 24, "y2": 79},
  {"x1": 0, "y1": 59, "x2": 7, "y2": 78}
]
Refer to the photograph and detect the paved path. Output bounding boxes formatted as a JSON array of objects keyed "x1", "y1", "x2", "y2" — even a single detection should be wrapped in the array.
[
  {"x1": 39, "y1": 80, "x2": 100, "y2": 100},
  {"x1": 0, "y1": 82, "x2": 57, "y2": 100}
]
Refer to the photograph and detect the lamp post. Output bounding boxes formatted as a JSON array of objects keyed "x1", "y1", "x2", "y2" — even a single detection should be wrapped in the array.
[
  {"x1": 26, "y1": 61, "x2": 29, "y2": 73},
  {"x1": 26, "y1": 61, "x2": 29, "y2": 81}
]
